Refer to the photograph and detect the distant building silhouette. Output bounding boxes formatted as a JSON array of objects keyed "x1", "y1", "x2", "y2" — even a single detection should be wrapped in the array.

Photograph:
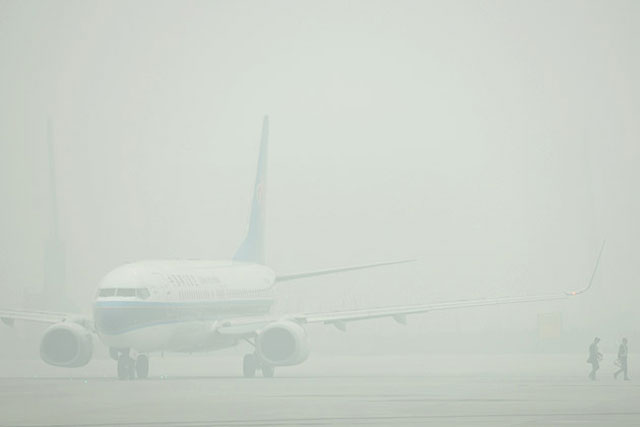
[{"x1": 23, "y1": 120, "x2": 76, "y2": 313}]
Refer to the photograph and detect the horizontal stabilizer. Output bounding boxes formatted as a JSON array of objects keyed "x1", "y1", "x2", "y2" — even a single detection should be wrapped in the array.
[{"x1": 276, "y1": 259, "x2": 416, "y2": 283}]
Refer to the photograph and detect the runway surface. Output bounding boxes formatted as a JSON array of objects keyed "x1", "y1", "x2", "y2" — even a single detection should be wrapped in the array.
[{"x1": 1, "y1": 354, "x2": 638, "y2": 426}]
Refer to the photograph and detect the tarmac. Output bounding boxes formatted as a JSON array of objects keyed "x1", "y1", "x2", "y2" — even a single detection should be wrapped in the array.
[{"x1": 0, "y1": 354, "x2": 638, "y2": 426}]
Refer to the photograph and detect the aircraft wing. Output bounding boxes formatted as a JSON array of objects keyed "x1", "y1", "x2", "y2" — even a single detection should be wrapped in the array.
[
  {"x1": 290, "y1": 242, "x2": 605, "y2": 330},
  {"x1": 217, "y1": 242, "x2": 604, "y2": 334},
  {"x1": 0, "y1": 309, "x2": 89, "y2": 328},
  {"x1": 291, "y1": 293, "x2": 567, "y2": 330},
  {"x1": 215, "y1": 290, "x2": 586, "y2": 336}
]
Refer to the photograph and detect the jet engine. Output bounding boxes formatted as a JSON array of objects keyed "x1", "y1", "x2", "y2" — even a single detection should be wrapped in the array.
[
  {"x1": 40, "y1": 322, "x2": 93, "y2": 368},
  {"x1": 256, "y1": 321, "x2": 309, "y2": 366}
]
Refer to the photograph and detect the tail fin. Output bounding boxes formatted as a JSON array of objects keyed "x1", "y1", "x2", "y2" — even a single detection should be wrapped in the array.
[{"x1": 233, "y1": 116, "x2": 269, "y2": 264}]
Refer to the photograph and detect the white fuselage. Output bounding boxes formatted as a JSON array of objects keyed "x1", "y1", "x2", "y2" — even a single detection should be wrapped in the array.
[{"x1": 93, "y1": 260, "x2": 275, "y2": 353}]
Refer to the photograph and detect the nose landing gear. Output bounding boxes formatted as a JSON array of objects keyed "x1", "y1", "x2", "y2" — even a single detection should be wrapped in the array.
[
  {"x1": 242, "y1": 353, "x2": 275, "y2": 378},
  {"x1": 112, "y1": 348, "x2": 149, "y2": 380},
  {"x1": 117, "y1": 354, "x2": 135, "y2": 380},
  {"x1": 135, "y1": 354, "x2": 149, "y2": 379},
  {"x1": 261, "y1": 364, "x2": 275, "y2": 378}
]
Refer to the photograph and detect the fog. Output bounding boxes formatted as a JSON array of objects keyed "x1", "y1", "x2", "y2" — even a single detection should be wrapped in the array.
[{"x1": 1, "y1": 1, "x2": 639, "y2": 425}]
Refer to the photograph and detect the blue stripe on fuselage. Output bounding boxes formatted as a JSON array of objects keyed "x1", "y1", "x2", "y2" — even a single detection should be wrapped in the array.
[{"x1": 93, "y1": 298, "x2": 272, "y2": 335}]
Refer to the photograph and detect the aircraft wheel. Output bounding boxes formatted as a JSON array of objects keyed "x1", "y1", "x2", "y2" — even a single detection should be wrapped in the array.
[
  {"x1": 136, "y1": 355, "x2": 149, "y2": 379},
  {"x1": 117, "y1": 355, "x2": 131, "y2": 380},
  {"x1": 261, "y1": 364, "x2": 275, "y2": 378},
  {"x1": 243, "y1": 353, "x2": 257, "y2": 378},
  {"x1": 127, "y1": 357, "x2": 136, "y2": 380},
  {"x1": 109, "y1": 347, "x2": 119, "y2": 361}
]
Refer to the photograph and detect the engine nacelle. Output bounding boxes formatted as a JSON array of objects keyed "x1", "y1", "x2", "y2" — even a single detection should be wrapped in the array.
[
  {"x1": 256, "y1": 321, "x2": 310, "y2": 366},
  {"x1": 40, "y1": 322, "x2": 93, "y2": 368}
]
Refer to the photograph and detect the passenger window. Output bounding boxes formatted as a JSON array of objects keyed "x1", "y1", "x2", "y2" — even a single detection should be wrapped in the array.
[
  {"x1": 98, "y1": 288, "x2": 116, "y2": 297},
  {"x1": 117, "y1": 288, "x2": 136, "y2": 297},
  {"x1": 136, "y1": 288, "x2": 150, "y2": 299}
]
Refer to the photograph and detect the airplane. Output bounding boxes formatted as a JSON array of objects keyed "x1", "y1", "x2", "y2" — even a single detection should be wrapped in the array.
[{"x1": 1, "y1": 117, "x2": 605, "y2": 380}]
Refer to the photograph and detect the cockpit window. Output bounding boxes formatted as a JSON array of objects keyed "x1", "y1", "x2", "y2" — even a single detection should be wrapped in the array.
[
  {"x1": 136, "y1": 288, "x2": 150, "y2": 299},
  {"x1": 116, "y1": 288, "x2": 136, "y2": 297},
  {"x1": 98, "y1": 288, "x2": 116, "y2": 297}
]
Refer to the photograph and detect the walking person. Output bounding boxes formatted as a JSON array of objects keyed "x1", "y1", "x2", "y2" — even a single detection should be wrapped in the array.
[
  {"x1": 587, "y1": 337, "x2": 603, "y2": 380},
  {"x1": 614, "y1": 338, "x2": 630, "y2": 380}
]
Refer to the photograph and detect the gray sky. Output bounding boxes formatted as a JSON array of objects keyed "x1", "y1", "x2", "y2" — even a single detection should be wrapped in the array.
[{"x1": 1, "y1": 0, "x2": 639, "y2": 350}]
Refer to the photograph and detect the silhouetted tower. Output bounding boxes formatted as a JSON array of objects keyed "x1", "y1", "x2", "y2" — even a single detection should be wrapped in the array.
[{"x1": 42, "y1": 119, "x2": 67, "y2": 304}]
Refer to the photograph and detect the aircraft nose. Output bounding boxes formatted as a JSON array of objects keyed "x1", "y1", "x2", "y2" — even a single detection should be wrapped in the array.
[{"x1": 93, "y1": 301, "x2": 161, "y2": 335}]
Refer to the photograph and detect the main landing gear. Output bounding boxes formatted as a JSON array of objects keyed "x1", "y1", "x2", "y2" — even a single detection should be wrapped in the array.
[
  {"x1": 135, "y1": 354, "x2": 149, "y2": 379},
  {"x1": 112, "y1": 348, "x2": 149, "y2": 380},
  {"x1": 242, "y1": 353, "x2": 275, "y2": 378}
]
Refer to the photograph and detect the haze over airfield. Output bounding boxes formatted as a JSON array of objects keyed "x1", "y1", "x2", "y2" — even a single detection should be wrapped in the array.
[{"x1": 1, "y1": 0, "x2": 639, "y2": 354}]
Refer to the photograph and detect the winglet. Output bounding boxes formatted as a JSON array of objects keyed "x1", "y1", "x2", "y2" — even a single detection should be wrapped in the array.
[{"x1": 566, "y1": 240, "x2": 606, "y2": 296}]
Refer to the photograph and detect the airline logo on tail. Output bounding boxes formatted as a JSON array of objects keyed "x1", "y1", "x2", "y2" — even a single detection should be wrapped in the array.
[{"x1": 256, "y1": 182, "x2": 264, "y2": 204}]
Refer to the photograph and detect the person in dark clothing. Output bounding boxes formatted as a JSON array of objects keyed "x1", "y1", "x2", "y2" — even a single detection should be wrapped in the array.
[
  {"x1": 587, "y1": 337, "x2": 603, "y2": 380},
  {"x1": 614, "y1": 338, "x2": 629, "y2": 380}
]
